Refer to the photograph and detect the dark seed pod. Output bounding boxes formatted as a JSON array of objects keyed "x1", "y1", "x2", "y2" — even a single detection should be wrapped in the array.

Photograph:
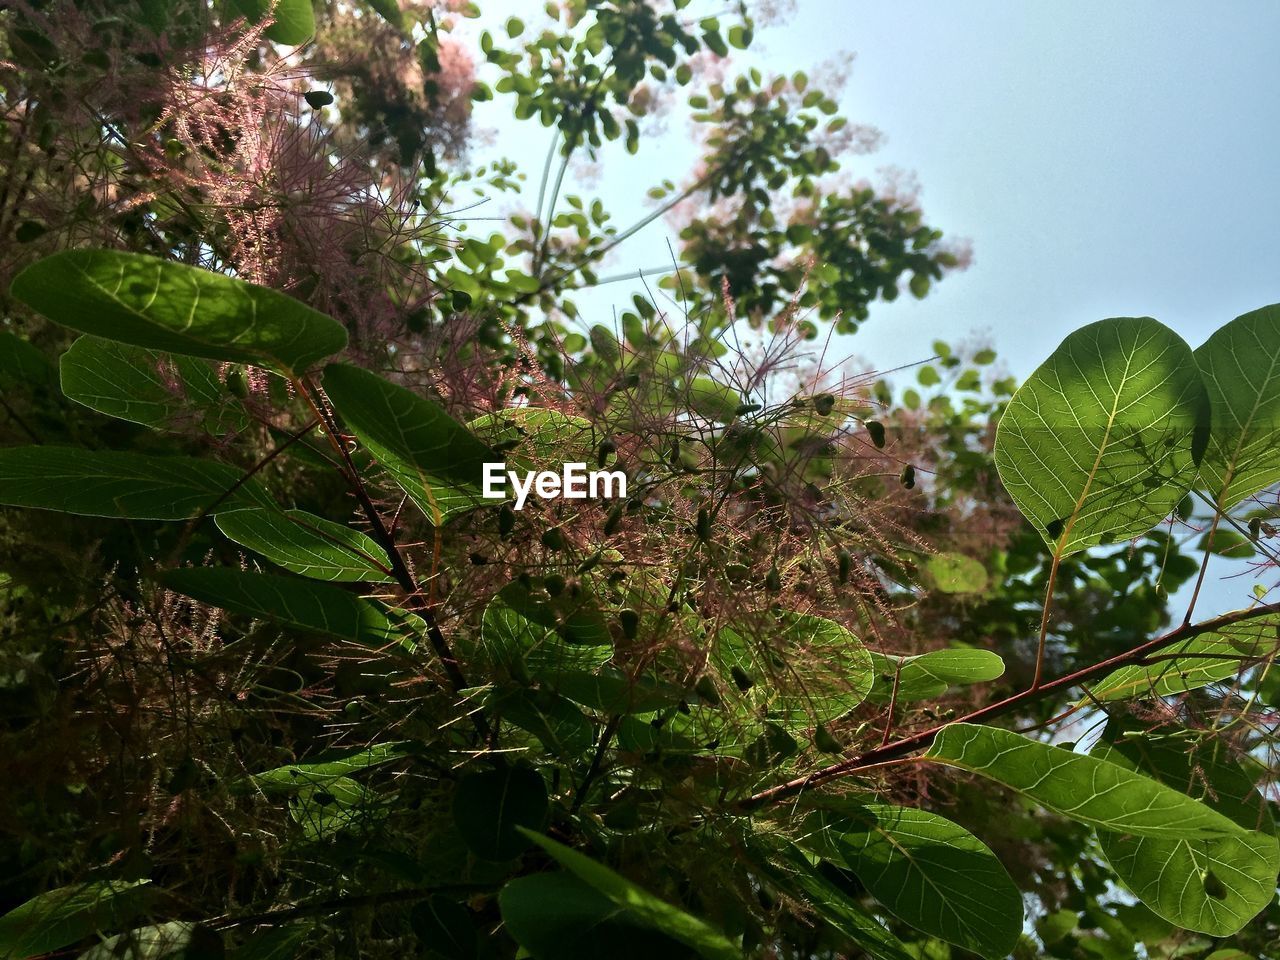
[
  {"x1": 730, "y1": 665, "x2": 754, "y2": 691},
  {"x1": 837, "y1": 548, "x2": 852, "y2": 584},
  {"x1": 544, "y1": 573, "x2": 566, "y2": 596},
  {"x1": 469, "y1": 552, "x2": 487, "y2": 566},
  {"x1": 303, "y1": 90, "x2": 334, "y2": 109},
  {"x1": 813, "y1": 393, "x2": 836, "y2": 416},
  {"x1": 1249, "y1": 517, "x2": 1262, "y2": 541},
  {"x1": 603, "y1": 502, "x2": 625, "y2": 536},
  {"x1": 541, "y1": 527, "x2": 565, "y2": 550},
  {"x1": 865, "y1": 420, "x2": 886, "y2": 448},
  {"x1": 576, "y1": 551, "x2": 602, "y2": 574},
  {"x1": 765, "y1": 566, "x2": 781, "y2": 592},
  {"x1": 694, "y1": 675, "x2": 722, "y2": 706},
  {"x1": 696, "y1": 506, "x2": 712, "y2": 542},
  {"x1": 735, "y1": 402, "x2": 763, "y2": 416},
  {"x1": 900, "y1": 464, "x2": 916, "y2": 489},
  {"x1": 498, "y1": 504, "x2": 516, "y2": 537},
  {"x1": 597, "y1": 437, "x2": 617, "y2": 468},
  {"x1": 619, "y1": 608, "x2": 639, "y2": 640},
  {"x1": 225, "y1": 368, "x2": 249, "y2": 398}
]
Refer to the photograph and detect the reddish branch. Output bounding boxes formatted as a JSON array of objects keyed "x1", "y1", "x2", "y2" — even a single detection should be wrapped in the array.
[{"x1": 739, "y1": 599, "x2": 1280, "y2": 810}]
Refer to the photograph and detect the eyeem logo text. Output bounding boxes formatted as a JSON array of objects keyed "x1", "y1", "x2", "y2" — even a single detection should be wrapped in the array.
[{"x1": 482, "y1": 462, "x2": 627, "y2": 511}]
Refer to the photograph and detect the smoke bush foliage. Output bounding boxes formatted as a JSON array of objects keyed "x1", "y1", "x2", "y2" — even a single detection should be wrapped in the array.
[{"x1": 0, "y1": 3, "x2": 1278, "y2": 960}]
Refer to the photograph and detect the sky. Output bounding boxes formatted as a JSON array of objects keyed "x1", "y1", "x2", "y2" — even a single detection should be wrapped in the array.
[{"x1": 461, "y1": 0, "x2": 1279, "y2": 613}]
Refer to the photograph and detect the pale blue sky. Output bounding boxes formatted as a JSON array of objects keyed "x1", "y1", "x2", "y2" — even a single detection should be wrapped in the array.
[
  {"x1": 464, "y1": 1, "x2": 1279, "y2": 382},
  {"x1": 461, "y1": 1, "x2": 1279, "y2": 613}
]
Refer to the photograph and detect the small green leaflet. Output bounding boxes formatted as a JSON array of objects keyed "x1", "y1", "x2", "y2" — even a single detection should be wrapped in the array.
[
  {"x1": 798, "y1": 804, "x2": 1022, "y2": 960},
  {"x1": 867, "y1": 648, "x2": 1005, "y2": 703},
  {"x1": 1194, "y1": 303, "x2": 1280, "y2": 509},
  {"x1": 0, "y1": 880, "x2": 153, "y2": 959},
  {"x1": 1094, "y1": 735, "x2": 1280, "y2": 936},
  {"x1": 925, "y1": 723, "x2": 1246, "y2": 839},
  {"x1": 994, "y1": 317, "x2": 1206, "y2": 555},
  {"x1": 323, "y1": 364, "x2": 497, "y2": 524},
  {"x1": 216, "y1": 508, "x2": 395, "y2": 582},
  {"x1": 246, "y1": 741, "x2": 412, "y2": 795},
  {"x1": 11, "y1": 250, "x2": 346, "y2": 375},
  {"x1": 60, "y1": 336, "x2": 248, "y2": 435},
  {"x1": 159, "y1": 568, "x2": 406, "y2": 646},
  {"x1": 515, "y1": 830, "x2": 742, "y2": 960},
  {"x1": 0, "y1": 447, "x2": 273, "y2": 519}
]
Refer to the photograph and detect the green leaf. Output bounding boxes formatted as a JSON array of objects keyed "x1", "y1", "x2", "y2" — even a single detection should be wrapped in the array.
[
  {"x1": 1095, "y1": 734, "x2": 1280, "y2": 936},
  {"x1": 799, "y1": 804, "x2": 1021, "y2": 960},
  {"x1": 0, "y1": 447, "x2": 273, "y2": 519},
  {"x1": 924, "y1": 723, "x2": 1247, "y2": 839},
  {"x1": 78, "y1": 921, "x2": 220, "y2": 959},
  {"x1": 468, "y1": 408, "x2": 596, "y2": 465},
  {"x1": 322, "y1": 364, "x2": 496, "y2": 523},
  {"x1": 246, "y1": 741, "x2": 412, "y2": 795},
  {"x1": 472, "y1": 588, "x2": 611, "y2": 682},
  {"x1": 361, "y1": 0, "x2": 402, "y2": 30},
  {"x1": 924, "y1": 552, "x2": 989, "y2": 594},
  {"x1": 452, "y1": 766, "x2": 547, "y2": 861},
  {"x1": 215, "y1": 508, "x2": 395, "y2": 583},
  {"x1": 159, "y1": 568, "x2": 405, "y2": 646},
  {"x1": 0, "y1": 880, "x2": 152, "y2": 959},
  {"x1": 866, "y1": 648, "x2": 1003, "y2": 703},
  {"x1": 553, "y1": 666, "x2": 684, "y2": 714},
  {"x1": 60, "y1": 336, "x2": 248, "y2": 435},
  {"x1": 1199, "y1": 527, "x2": 1255, "y2": 559},
  {"x1": 408, "y1": 896, "x2": 476, "y2": 960},
  {"x1": 517, "y1": 831, "x2": 742, "y2": 960},
  {"x1": 231, "y1": 0, "x2": 316, "y2": 44},
  {"x1": 0, "y1": 330, "x2": 52, "y2": 387},
  {"x1": 499, "y1": 872, "x2": 698, "y2": 960},
  {"x1": 993, "y1": 317, "x2": 1206, "y2": 555},
  {"x1": 1089, "y1": 630, "x2": 1262, "y2": 702},
  {"x1": 11, "y1": 251, "x2": 345, "y2": 375},
  {"x1": 759, "y1": 844, "x2": 914, "y2": 960},
  {"x1": 1194, "y1": 304, "x2": 1280, "y2": 508},
  {"x1": 493, "y1": 688, "x2": 593, "y2": 758}
]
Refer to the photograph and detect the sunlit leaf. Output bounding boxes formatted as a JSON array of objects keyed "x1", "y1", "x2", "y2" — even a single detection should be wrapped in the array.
[
  {"x1": 0, "y1": 447, "x2": 273, "y2": 519},
  {"x1": 323, "y1": 364, "x2": 496, "y2": 523},
  {"x1": 12, "y1": 251, "x2": 345, "y2": 375},
  {"x1": 1194, "y1": 304, "x2": 1280, "y2": 508},
  {"x1": 799, "y1": 804, "x2": 1022, "y2": 960},
  {"x1": 994, "y1": 317, "x2": 1206, "y2": 555},
  {"x1": 924, "y1": 723, "x2": 1247, "y2": 839},
  {"x1": 0, "y1": 881, "x2": 152, "y2": 959},
  {"x1": 1095, "y1": 733, "x2": 1279, "y2": 936},
  {"x1": 216, "y1": 508, "x2": 395, "y2": 583}
]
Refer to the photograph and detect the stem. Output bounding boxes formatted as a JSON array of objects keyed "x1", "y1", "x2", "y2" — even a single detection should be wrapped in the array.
[{"x1": 738, "y1": 599, "x2": 1280, "y2": 810}]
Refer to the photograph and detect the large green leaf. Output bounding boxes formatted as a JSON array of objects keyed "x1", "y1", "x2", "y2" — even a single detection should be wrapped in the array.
[
  {"x1": 798, "y1": 804, "x2": 1022, "y2": 960},
  {"x1": 322, "y1": 364, "x2": 496, "y2": 523},
  {"x1": 11, "y1": 251, "x2": 345, "y2": 375},
  {"x1": 924, "y1": 723, "x2": 1246, "y2": 839},
  {"x1": 159, "y1": 568, "x2": 404, "y2": 646},
  {"x1": 758, "y1": 843, "x2": 914, "y2": 960},
  {"x1": 452, "y1": 767, "x2": 548, "y2": 861},
  {"x1": 1094, "y1": 734, "x2": 1280, "y2": 936},
  {"x1": 499, "y1": 872, "x2": 698, "y2": 960},
  {"x1": 1089, "y1": 631, "x2": 1261, "y2": 702},
  {"x1": 1194, "y1": 304, "x2": 1280, "y2": 508},
  {"x1": 0, "y1": 447, "x2": 272, "y2": 519},
  {"x1": 468, "y1": 408, "x2": 597, "y2": 465},
  {"x1": 0, "y1": 880, "x2": 152, "y2": 959},
  {"x1": 61, "y1": 336, "x2": 248, "y2": 435},
  {"x1": 215, "y1": 508, "x2": 395, "y2": 583},
  {"x1": 516, "y1": 831, "x2": 742, "y2": 960},
  {"x1": 993, "y1": 317, "x2": 1206, "y2": 555},
  {"x1": 232, "y1": 0, "x2": 316, "y2": 44},
  {"x1": 473, "y1": 589, "x2": 611, "y2": 683}
]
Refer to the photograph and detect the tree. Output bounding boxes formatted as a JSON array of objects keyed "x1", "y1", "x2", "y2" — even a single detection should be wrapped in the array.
[{"x1": 1, "y1": 3, "x2": 1279, "y2": 960}]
